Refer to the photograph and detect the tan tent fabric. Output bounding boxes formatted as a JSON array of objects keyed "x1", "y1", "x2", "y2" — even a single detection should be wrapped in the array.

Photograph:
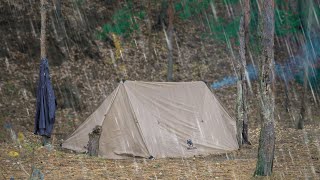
[
  {"x1": 62, "y1": 81, "x2": 238, "y2": 159},
  {"x1": 62, "y1": 86, "x2": 119, "y2": 152}
]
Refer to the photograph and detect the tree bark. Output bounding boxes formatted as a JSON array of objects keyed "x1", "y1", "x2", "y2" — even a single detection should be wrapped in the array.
[
  {"x1": 236, "y1": 16, "x2": 245, "y2": 146},
  {"x1": 87, "y1": 126, "x2": 102, "y2": 156},
  {"x1": 236, "y1": 72, "x2": 244, "y2": 147},
  {"x1": 41, "y1": 0, "x2": 48, "y2": 59},
  {"x1": 254, "y1": 0, "x2": 275, "y2": 176},
  {"x1": 166, "y1": 0, "x2": 174, "y2": 82},
  {"x1": 242, "y1": 0, "x2": 251, "y2": 145},
  {"x1": 236, "y1": 0, "x2": 251, "y2": 147}
]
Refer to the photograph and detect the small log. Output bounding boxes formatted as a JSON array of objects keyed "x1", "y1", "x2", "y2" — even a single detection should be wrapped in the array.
[{"x1": 87, "y1": 126, "x2": 102, "y2": 156}]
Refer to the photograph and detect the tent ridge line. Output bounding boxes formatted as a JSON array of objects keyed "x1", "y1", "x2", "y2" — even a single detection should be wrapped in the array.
[
  {"x1": 97, "y1": 85, "x2": 121, "y2": 146},
  {"x1": 123, "y1": 83, "x2": 152, "y2": 157},
  {"x1": 63, "y1": 85, "x2": 120, "y2": 148},
  {"x1": 102, "y1": 85, "x2": 121, "y2": 119}
]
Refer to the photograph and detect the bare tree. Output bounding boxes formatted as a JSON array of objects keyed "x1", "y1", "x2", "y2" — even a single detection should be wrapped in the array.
[
  {"x1": 41, "y1": 0, "x2": 48, "y2": 59},
  {"x1": 236, "y1": 0, "x2": 251, "y2": 146},
  {"x1": 254, "y1": 0, "x2": 276, "y2": 176}
]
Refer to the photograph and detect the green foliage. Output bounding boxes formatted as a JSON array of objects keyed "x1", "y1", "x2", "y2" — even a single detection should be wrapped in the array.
[
  {"x1": 174, "y1": 0, "x2": 240, "y2": 43},
  {"x1": 174, "y1": 0, "x2": 318, "y2": 46},
  {"x1": 275, "y1": 9, "x2": 301, "y2": 36},
  {"x1": 98, "y1": 3, "x2": 145, "y2": 39},
  {"x1": 175, "y1": 0, "x2": 212, "y2": 20},
  {"x1": 208, "y1": 16, "x2": 240, "y2": 43},
  {"x1": 222, "y1": 0, "x2": 239, "y2": 5}
]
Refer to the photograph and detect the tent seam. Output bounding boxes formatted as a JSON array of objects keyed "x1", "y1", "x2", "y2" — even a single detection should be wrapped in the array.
[
  {"x1": 64, "y1": 86, "x2": 120, "y2": 142},
  {"x1": 123, "y1": 83, "x2": 152, "y2": 157},
  {"x1": 98, "y1": 85, "x2": 121, "y2": 153}
]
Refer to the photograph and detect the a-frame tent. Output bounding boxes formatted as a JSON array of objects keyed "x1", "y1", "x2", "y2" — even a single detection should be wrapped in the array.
[{"x1": 62, "y1": 81, "x2": 238, "y2": 159}]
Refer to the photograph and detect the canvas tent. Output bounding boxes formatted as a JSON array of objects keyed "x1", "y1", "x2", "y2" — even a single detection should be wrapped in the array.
[{"x1": 62, "y1": 81, "x2": 238, "y2": 159}]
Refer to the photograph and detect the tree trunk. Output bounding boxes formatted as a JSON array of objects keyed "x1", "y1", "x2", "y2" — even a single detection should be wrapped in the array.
[
  {"x1": 236, "y1": 74, "x2": 244, "y2": 147},
  {"x1": 236, "y1": 16, "x2": 245, "y2": 146},
  {"x1": 242, "y1": 0, "x2": 251, "y2": 145},
  {"x1": 298, "y1": 66, "x2": 308, "y2": 129},
  {"x1": 254, "y1": 0, "x2": 275, "y2": 176},
  {"x1": 236, "y1": 0, "x2": 251, "y2": 147},
  {"x1": 41, "y1": 0, "x2": 48, "y2": 59},
  {"x1": 87, "y1": 126, "x2": 102, "y2": 156},
  {"x1": 166, "y1": 0, "x2": 174, "y2": 82}
]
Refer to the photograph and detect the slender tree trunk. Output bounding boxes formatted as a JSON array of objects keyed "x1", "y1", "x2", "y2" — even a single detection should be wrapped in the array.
[
  {"x1": 87, "y1": 126, "x2": 102, "y2": 156},
  {"x1": 236, "y1": 77, "x2": 244, "y2": 146},
  {"x1": 166, "y1": 0, "x2": 174, "y2": 82},
  {"x1": 254, "y1": 0, "x2": 275, "y2": 176},
  {"x1": 236, "y1": 16, "x2": 245, "y2": 146},
  {"x1": 298, "y1": 66, "x2": 308, "y2": 129},
  {"x1": 236, "y1": 0, "x2": 251, "y2": 147},
  {"x1": 41, "y1": 0, "x2": 48, "y2": 59},
  {"x1": 243, "y1": 0, "x2": 251, "y2": 145}
]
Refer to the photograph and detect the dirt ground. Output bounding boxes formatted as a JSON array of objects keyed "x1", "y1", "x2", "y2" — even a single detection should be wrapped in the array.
[{"x1": 1, "y1": 121, "x2": 319, "y2": 179}]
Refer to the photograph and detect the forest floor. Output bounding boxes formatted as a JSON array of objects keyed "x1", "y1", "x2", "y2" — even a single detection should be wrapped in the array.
[{"x1": 0, "y1": 121, "x2": 319, "y2": 179}]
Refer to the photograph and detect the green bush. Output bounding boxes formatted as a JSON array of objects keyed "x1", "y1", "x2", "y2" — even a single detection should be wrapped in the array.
[
  {"x1": 98, "y1": 3, "x2": 145, "y2": 39},
  {"x1": 275, "y1": 9, "x2": 300, "y2": 36},
  {"x1": 175, "y1": 0, "x2": 212, "y2": 20},
  {"x1": 174, "y1": 0, "x2": 311, "y2": 44}
]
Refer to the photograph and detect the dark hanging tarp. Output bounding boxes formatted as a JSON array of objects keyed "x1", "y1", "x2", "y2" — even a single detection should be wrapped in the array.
[{"x1": 34, "y1": 58, "x2": 56, "y2": 137}]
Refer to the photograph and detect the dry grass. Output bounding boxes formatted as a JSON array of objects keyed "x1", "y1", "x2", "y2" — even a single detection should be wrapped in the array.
[{"x1": 1, "y1": 123, "x2": 319, "y2": 179}]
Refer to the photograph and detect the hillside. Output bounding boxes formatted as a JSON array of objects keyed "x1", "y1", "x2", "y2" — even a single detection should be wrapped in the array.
[{"x1": 0, "y1": 0, "x2": 319, "y2": 179}]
